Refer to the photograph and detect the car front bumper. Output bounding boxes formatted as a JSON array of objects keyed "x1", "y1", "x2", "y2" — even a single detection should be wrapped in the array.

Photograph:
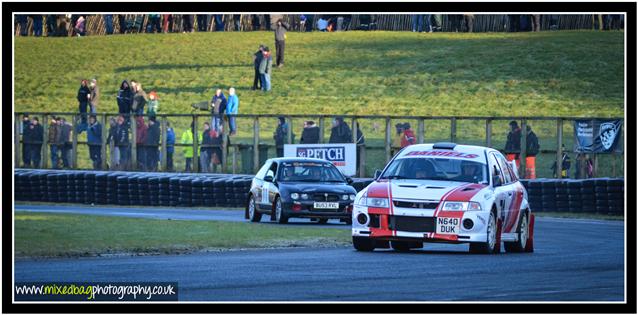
[{"x1": 283, "y1": 201, "x2": 353, "y2": 219}]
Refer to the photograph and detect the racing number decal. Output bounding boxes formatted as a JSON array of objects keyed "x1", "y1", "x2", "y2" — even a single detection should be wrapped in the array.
[{"x1": 437, "y1": 217, "x2": 460, "y2": 234}]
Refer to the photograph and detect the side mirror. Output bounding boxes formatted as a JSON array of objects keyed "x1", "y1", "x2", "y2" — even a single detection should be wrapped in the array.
[
  {"x1": 345, "y1": 176, "x2": 354, "y2": 184},
  {"x1": 264, "y1": 175, "x2": 274, "y2": 183},
  {"x1": 373, "y1": 169, "x2": 382, "y2": 180}
]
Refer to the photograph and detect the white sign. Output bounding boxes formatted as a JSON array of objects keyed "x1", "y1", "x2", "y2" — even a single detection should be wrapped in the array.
[{"x1": 284, "y1": 143, "x2": 357, "y2": 176}]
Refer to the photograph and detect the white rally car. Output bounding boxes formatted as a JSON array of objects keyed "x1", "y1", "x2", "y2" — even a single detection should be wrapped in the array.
[{"x1": 352, "y1": 142, "x2": 534, "y2": 254}]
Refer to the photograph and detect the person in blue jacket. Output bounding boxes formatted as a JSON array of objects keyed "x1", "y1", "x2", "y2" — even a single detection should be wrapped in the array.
[
  {"x1": 166, "y1": 121, "x2": 176, "y2": 171},
  {"x1": 87, "y1": 115, "x2": 102, "y2": 170},
  {"x1": 226, "y1": 87, "x2": 239, "y2": 135}
]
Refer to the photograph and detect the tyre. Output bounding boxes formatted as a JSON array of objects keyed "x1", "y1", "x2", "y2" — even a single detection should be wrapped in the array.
[
  {"x1": 317, "y1": 218, "x2": 329, "y2": 224},
  {"x1": 248, "y1": 195, "x2": 262, "y2": 222},
  {"x1": 274, "y1": 197, "x2": 288, "y2": 224},
  {"x1": 352, "y1": 236, "x2": 375, "y2": 252},
  {"x1": 504, "y1": 212, "x2": 529, "y2": 253},
  {"x1": 390, "y1": 240, "x2": 422, "y2": 252},
  {"x1": 470, "y1": 211, "x2": 499, "y2": 254}
]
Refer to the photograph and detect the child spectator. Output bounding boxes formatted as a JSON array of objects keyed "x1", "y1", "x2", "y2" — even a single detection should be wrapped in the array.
[{"x1": 147, "y1": 91, "x2": 159, "y2": 118}]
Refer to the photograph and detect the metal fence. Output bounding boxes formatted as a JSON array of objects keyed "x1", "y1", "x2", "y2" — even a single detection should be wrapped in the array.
[{"x1": 14, "y1": 112, "x2": 624, "y2": 178}]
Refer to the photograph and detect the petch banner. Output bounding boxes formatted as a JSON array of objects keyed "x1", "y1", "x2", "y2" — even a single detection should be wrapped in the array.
[{"x1": 284, "y1": 143, "x2": 357, "y2": 176}]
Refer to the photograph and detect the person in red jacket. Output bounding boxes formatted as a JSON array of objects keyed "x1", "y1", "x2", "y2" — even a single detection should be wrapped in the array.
[{"x1": 400, "y1": 123, "x2": 416, "y2": 148}]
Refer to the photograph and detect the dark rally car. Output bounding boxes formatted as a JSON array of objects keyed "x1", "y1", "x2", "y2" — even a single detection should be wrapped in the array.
[{"x1": 245, "y1": 158, "x2": 357, "y2": 224}]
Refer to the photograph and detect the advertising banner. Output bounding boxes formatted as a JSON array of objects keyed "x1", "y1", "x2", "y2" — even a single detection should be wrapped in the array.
[
  {"x1": 574, "y1": 119, "x2": 623, "y2": 153},
  {"x1": 284, "y1": 143, "x2": 357, "y2": 176}
]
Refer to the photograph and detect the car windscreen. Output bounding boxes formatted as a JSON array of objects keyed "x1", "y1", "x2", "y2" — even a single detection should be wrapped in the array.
[
  {"x1": 278, "y1": 162, "x2": 346, "y2": 182},
  {"x1": 380, "y1": 157, "x2": 488, "y2": 184}
]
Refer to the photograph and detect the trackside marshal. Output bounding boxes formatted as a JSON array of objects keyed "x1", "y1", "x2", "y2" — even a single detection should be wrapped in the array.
[{"x1": 284, "y1": 144, "x2": 357, "y2": 176}]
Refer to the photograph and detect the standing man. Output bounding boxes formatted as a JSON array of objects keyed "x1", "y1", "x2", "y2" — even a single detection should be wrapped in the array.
[
  {"x1": 300, "y1": 120, "x2": 320, "y2": 144},
  {"x1": 211, "y1": 88, "x2": 227, "y2": 131},
  {"x1": 106, "y1": 117, "x2": 119, "y2": 170},
  {"x1": 251, "y1": 45, "x2": 264, "y2": 90},
  {"x1": 77, "y1": 79, "x2": 90, "y2": 132},
  {"x1": 531, "y1": 14, "x2": 541, "y2": 32},
  {"x1": 274, "y1": 18, "x2": 290, "y2": 68},
  {"x1": 87, "y1": 115, "x2": 102, "y2": 170},
  {"x1": 200, "y1": 122, "x2": 213, "y2": 173},
  {"x1": 89, "y1": 79, "x2": 100, "y2": 114},
  {"x1": 46, "y1": 15, "x2": 58, "y2": 36},
  {"x1": 462, "y1": 14, "x2": 474, "y2": 32},
  {"x1": 21, "y1": 114, "x2": 31, "y2": 167},
  {"x1": 104, "y1": 14, "x2": 114, "y2": 35},
  {"x1": 144, "y1": 117, "x2": 160, "y2": 171},
  {"x1": 259, "y1": 47, "x2": 273, "y2": 92},
  {"x1": 181, "y1": 122, "x2": 194, "y2": 172},
  {"x1": 59, "y1": 117, "x2": 73, "y2": 169},
  {"x1": 411, "y1": 14, "x2": 423, "y2": 32},
  {"x1": 131, "y1": 80, "x2": 147, "y2": 116},
  {"x1": 525, "y1": 125, "x2": 540, "y2": 179},
  {"x1": 26, "y1": 117, "x2": 44, "y2": 168},
  {"x1": 226, "y1": 87, "x2": 239, "y2": 136},
  {"x1": 116, "y1": 80, "x2": 134, "y2": 122},
  {"x1": 504, "y1": 120, "x2": 522, "y2": 169},
  {"x1": 118, "y1": 14, "x2": 127, "y2": 33},
  {"x1": 48, "y1": 116, "x2": 60, "y2": 169},
  {"x1": 115, "y1": 115, "x2": 130, "y2": 170},
  {"x1": 166, "y1": 121, "x2": 175, "y2": 171},
  {"x1": 329, "y1": 117, "x2": 352, "y2": 144},
  {"x1": 273, "y1": 116, "x2": 290, "y2": 157}
]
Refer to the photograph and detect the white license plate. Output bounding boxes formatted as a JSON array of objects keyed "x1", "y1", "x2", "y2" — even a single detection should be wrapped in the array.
[
  {"x1": 436, "y1": 217, "x2": 460, "y2": 235},
  {"x1": 313, "y1": 202, "x2": 340, "y2": 209}
]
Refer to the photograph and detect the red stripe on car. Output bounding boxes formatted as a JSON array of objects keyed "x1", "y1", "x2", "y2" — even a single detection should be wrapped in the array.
[{"x1": 444, "y1": 184, "x2": 488, "y2": 202}]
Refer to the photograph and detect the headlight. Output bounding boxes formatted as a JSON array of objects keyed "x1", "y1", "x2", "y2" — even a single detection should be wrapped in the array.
[
  {"x1": 290, "y1": 193, "x2": 299, "y2": 200},
  {"x1": 441, "y1": 201, "x2": 482, "y2": 211},
  {"x1": 342, "y1": 194, "x2": 349, "y2": 201},
  {"x1": 349, "y1": 194, "x2": 356, "y2": 201},
  {"x1": 366, "y1": 197, "x2": 390, "y2": 208},
  {"x1": 301, "y1": 193, "x2": 309, "y2": 200}
]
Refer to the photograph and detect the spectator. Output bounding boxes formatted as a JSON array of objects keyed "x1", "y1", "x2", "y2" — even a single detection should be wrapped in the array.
[
  {"x1": 211, "y1": 88, "x2": 227, "y2": 132},
  {"x1": 329, "y1": 117, "x2": 352, "y2": 143},
  {"x1": 317, "y1": 17, "x2": 328, "y2": 32},
  {"x1": 117, "y1": 80, "x2": 134, "y2": 118},
  {"x1": 214, "y1": 15, "x2": 224, "y2": 31},
  {"x1": 196, "y1": 14, "x2": 208, "y2": 32},
  {"x1": 182, "y1": 15, "x2": 194, "y2": 33},
  {"x1": 89, "y1": 78, "x2": 100, "y2": 114},
  {"x1": 553, "y1": 145, "x2": 572, "y2": 178},
  {"x1": 508, "y1": 14, "x2": 520, "y2": 32},
  {"x1": 31, "y1": 15, "x2": 43, "y2": 37},
  {"x1": 259, "y1": 46, "x2": 273, "y2": 92},
  {"x1": 300, "y1": 120, "x2": 320, "y2": 144},
  {"x1": 412, "y1": 14, "x2": 423, "y2": 32},
  {"x1": 531, "y1": 14, "x2": 541, "y2": 32},
  {"x1": 181, "y1": 122, "x2": 194, "y2": 172},
  {"x1": 519, "y1": 14, "x2": 531, "y2": 32},
  {"x1": 87, "y1": 115, "x2": 102, "y2": 170},
  {"x1": 162, "y1": 14, "x2": 173, "y2": 33},
  {"x1": 299, "y1": 14, "x2": 307, "y2": 32},
  {"x1": 400, "y1": 123, "x2": 416, "y2": 148},
  {"x1": 48, "y1": 116, "x2": 60, "y2": 169},
  {"x1": 131, "y1": 80, "x2": 147, "y2": 116},
  {"x1": 74, "y1": 15, "x2": 86, "y2": 36},
  {"x1": 118, "y1": 14, "x2": 127, "y2": 34},
  {"x1": 274, "y1": 18, "x2": 290, "y2": 68},
  {"x1": 135, "y1": 115, "x2": 147, "y2": 170},
  {"x1": 16, "y1": 15, "x2": 28, "y2": 36},
  {"x1": 525, "y1": 125, "x2": 540, "y2": 179},
  {"x1": 147, "y1": 91, "x2": 159, "y2": 118},
  {"x1": 59, "y1": 117, "x2": 73, "y2": 168},
  {"x1": 25, "y1": 117, "x2": 43, "y2": 168},
  {"x1": 226, "y1": 87, "x2": 239, "y2": 135},
  {"x1": 274, "y1": 116, "x2": 290, "y2": 157},
  {"x1": 46, "y1": 15, "x2": 58, "y2": 37},
  {"x1": 432, "y1": 14, "x2": 443, "y2": 32},
  {"x1": 147, "y1": 14, "x2": 161, "y2": 33},
  {"x1": 77, "y1": 79, "x2": 90, "y2": 131},
  {"x1": 448, "y1": 14, "x2": 463, "y2": 32},
  {"x1": 114, "y1": 115, "x2": 130, "y2": 170},
  {"x1": 504, "y1": 120, "x2": 522, "y2": 169},
  {"x1": 252, "y1": 14, "x2": 261, "y2": 30},
  {"x1": 144, "y1": 117, "x2": 160, "y2": 171},
  {"x1": 423, "y1": 14, "x2": 433, "y2": 33},
  {"x1": 251, "y1": 44, "x2": 264, "y2": 90},
  {"x1": 210, "y1": 128, "x2": 223, "y2": 168},
  {"x1": 56, "y1": 16, "x2": 69, "y2": 36},
  {"x1": 166, "y1": 121, "x2": 175, "y2": 171},
  {"x1": 463, "y1": 14, "x2": 474, "y2": 32},
  {"x1": 21, "y1": 114, "x2": 31, "y2": 167},
  {"x1": 106, "y1": 117, "x2": 119, "y2": 170},
  {"x1": 574, "y1": 153, "x2": 590, "y2": 179},
  {"x1": 200, "y1": 122, "x2": 213, "y2": 172},
  {"x1": 233, "y1": 14, "x2": 241, "y2": 31},
  {"x1": 392, "y1": 123, "x2": 404, "y2": 156},
  {"x1": 104, "y1": 14, "x2": 114, "y2": 35}
]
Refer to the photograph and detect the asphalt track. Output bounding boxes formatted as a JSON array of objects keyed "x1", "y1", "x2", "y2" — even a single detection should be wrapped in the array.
[{"x1": 14, "y1": 204, "x2": 625, "y2": 301}]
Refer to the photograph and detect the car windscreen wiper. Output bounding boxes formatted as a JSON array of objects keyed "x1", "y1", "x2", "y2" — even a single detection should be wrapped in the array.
[{"x1": 381, "y1": 175, "x2": 410, "y2": 180}]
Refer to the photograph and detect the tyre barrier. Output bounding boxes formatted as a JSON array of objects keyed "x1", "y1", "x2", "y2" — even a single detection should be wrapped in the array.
[{"x1": 14, "y1": 169, "x2": 623, "y2": 215}]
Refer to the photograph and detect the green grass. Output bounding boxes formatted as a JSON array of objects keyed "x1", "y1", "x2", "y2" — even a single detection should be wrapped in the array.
[
  {"x1": 14, "y1": 31, "x2": 624, "y2": 175},
  {"x1": 14, "y1": 212, "x2": 351, "y2": 258}
]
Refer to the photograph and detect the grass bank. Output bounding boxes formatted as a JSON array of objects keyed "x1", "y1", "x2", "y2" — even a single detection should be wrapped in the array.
[{"x1": 14, "y1": 212, "x2": 351, "y2": 258}]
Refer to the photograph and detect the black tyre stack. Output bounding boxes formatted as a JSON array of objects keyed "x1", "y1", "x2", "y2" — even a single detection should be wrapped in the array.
[
  {"x1": 565, "y1": 180, "x2": 583, "y2": 213},
  {"x1": 169, "y1": 176, "x2": 181, "y2": 206},
  {"x1": 540, "y1": 179, "x2": 557, "y2": 212},
  {"x1": 524, "y1": 179, "x2": 543, "y2": 212},
  {"x1": 178, "y1": 177, "x2": 192, "y2": 207},
  {"x1": 554, "y1": 180, "x2": 570, "y2": 213},
  {"x1": 158, "y1": 176, "x2": 172, "y2": 207},
  {"x1": 606, "y1": 178, "x2": 624, "y2": 215}
]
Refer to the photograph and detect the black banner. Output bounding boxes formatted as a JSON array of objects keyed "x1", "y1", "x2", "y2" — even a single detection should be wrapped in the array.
[{"x1": 573, "y1": 119, "x2": 623, "y2": 153}]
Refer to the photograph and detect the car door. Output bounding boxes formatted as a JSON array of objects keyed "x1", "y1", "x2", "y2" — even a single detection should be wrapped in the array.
[
  {"x1": 495, "y1": 153, "x2": 520, "y2": 233},
  {"x1": 260, "y1": 161, "x2": 279, "y2": 209},
  {"x1": 253, "y1": 161, "x2": 271, "y2": 210},
  {"x1": 489, "y1": 152, "x2": 508, "y2": 221}
]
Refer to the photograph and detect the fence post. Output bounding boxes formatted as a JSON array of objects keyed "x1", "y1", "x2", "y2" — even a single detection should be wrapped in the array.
[
  {"x1": 232, "y1": 145, "x2": 237, "y2": 174},
  {"x1": 385, "y1": 117, "x2": 391, "y2": 163},
  {"x1": 450, "y1": 117, "x2": 457, "y2": 143},
  {"x1": 556, "y1": 118, "x2": 563, "y2": 178},
  {"x1": 192, "y1": 115, "x2": 199, "y2": 173},
  {"x1": 485, "y1": 118, "x2": 492, "y2": 147},
  {"x1": 15, "y1": 114, "x2": 21, "y2": 167},
  {"x1": 592, "y1": 154, "x2": 598, "y2": 177},
  {"x1": 253, "y1": 117, "x2": 260, "y2": 174},
  {"x1": 221, "y1": 129, "x2": 227, "y2": 174},
  {"x1": 72, "y1": 115, "x2": 78, "y2": 169},
  {"x1": 417, "y1": 118, "x2": 425, "y2": 143},
  {"x1": 520, "y1": 119, "x2": 527, "y2": 178},
  {"x1": 131, "y1": 115, "x2": 137, "y2": 171},
  {"x1": 101, "y1": 114, "x2": 107, "y2": 170},
  {"x1": 42, "y1": 114, "x2": 49, "y2": 169},
  {"x1": 319, "y1": 116, "x2": 325, "y2": 143},
  {"x1": 160, "y1": 115, "x2": 167, "y2": 171},
  {"x1": 287, "y1": 116, "x2": 293, "y2": 144},
  {"x1": 351, "y1": 118, "x2": 357, "y2": 143}
]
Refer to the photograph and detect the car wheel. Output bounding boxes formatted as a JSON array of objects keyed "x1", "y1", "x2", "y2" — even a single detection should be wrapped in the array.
[
  {"x1": 352, "y1": 236, "x2": 375, "y2": 252},
  {"x1": 318, "y1": 218, "x2": 328, "y2": 224},
  {"x1": 344, "y1": 218, "x2": 353, "y2": 225},
  {"x1": 505, "y1": 211, "x2": 529, "y2": 253},
  {"x1": 275, "y1": 197, "x2": 288, "y2": 224},
  {"x1": 470, "y1": 211, "x2": 498, "y2": 254},
  {"x1": 248, "y1": 195, "x2": 262, "y2": 222}
]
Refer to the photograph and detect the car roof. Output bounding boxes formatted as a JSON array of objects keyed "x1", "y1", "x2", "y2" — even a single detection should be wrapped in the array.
[
  {"x1": 267, "y1": 157, "x2": 333, "y2": 164},
  {"x1": 396, "y1": 143, "x2": 494, "y2": 163}
]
